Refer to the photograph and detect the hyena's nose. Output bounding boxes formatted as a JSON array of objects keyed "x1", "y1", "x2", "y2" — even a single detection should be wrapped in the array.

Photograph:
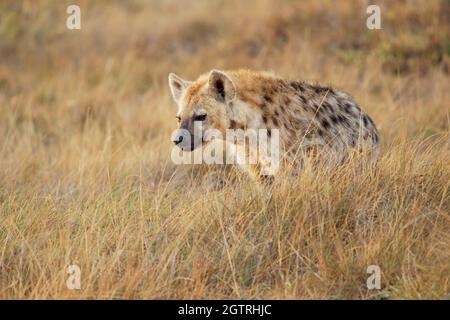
[{"x1": 173, "y1": 135, "x2": 183, "y2": 145}]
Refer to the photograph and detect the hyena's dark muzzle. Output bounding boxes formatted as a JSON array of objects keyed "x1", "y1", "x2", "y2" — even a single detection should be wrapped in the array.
[{"x1": 172, "y1": 120, "x2": 203, "y2": 151}]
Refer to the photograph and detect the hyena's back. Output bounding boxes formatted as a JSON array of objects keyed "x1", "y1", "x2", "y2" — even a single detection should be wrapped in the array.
[{"x1": 232, "y1": 71, "x2": 380, "y2": 161}]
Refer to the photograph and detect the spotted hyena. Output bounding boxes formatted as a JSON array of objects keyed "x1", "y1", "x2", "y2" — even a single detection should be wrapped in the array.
[{"x1": 168, "y1": 69, "x2": 380, "y2": 179}]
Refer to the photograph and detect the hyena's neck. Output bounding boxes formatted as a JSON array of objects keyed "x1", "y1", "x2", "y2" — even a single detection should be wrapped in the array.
[{"x1": 227, "y1": 98, "x2": 263, "y2": 130}]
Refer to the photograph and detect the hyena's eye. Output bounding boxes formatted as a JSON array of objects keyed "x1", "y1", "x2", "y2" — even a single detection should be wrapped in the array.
[
  {"x1": 176, "y1": 116, "x2": 181, "y2": 123},
  {"x1": 194, "y1": 114, "x2": 207, "y2": 122}
]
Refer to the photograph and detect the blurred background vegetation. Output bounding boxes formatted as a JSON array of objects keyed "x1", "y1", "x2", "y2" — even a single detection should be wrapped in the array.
[{"x1": 1, "y1": 0, "x2": 449, "y2": 84}]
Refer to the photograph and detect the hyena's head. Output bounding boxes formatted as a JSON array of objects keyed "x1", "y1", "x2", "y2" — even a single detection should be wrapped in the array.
[{"x1": 168, "y1": 70, "x2": 236, "y2": 151}]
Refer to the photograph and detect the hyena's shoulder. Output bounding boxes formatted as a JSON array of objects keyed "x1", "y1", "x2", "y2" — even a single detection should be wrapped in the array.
[{"x1": 226, "y1": 70, "x2": 340, "y2": 115}]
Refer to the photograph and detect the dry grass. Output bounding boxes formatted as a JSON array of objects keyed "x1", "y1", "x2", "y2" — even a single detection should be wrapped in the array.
[{"x1": 0, "y1": 0, "x2": 449, "y2": 299}]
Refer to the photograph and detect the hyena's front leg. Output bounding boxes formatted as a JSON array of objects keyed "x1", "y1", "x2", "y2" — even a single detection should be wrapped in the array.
[{"x1": 245, "y1": 148, "x2": 279, "y2": 185}]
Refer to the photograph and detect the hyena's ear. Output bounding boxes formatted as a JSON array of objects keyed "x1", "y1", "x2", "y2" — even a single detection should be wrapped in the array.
[
  {"x1": 168, "y1": 73, "x2": 191, "y2": 103},
  {"x1": 208, "y1": 70, "x2": 236, "y2": 103}
]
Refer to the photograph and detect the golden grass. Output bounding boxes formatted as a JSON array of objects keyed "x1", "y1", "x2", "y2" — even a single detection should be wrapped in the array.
[{"x1": 0, "y1": 0, "x2": 449, "y2": 299}]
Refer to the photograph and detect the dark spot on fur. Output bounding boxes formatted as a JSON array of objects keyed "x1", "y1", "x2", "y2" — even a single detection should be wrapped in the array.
[
  {"x1": 299, "y1": 95, "x2": 307, "y2": 104},
  {"x1": 363, "y1": 116, "x2": 369, "y2": 127},
  {"x1": 264, "y1": 94, "x2": 273, "y2": 103},
  {"x1": 267, "y1": 129, "x2": 272, "y2": 137},
  {"x1": 283, "y1": 96, "x2": 291, "y2": 105},
  {"x1": 317, "y1": 128, "x2": 324, "y2": 137},
  {"x1": 262, "y1": 115, "x2": 268, "y2": 123},
  {"x1": 340, "y1": 115, "x2": 350, "y2": 126},
  {"x1": 330, "y1": 115, "x2": 339, "y2": 124},
  {"x1": 373, "y1": 133, "x2": 379, "y2": 144},
  {"x1": 343, "y1": 103, "x2": 353, "y2": 114},
  {"x1": 272, "y1": 117, "x2": 279, "y2": 126},
  {"x1": 322, "y1": 101, "x2": 333, "y2": 113},
  {"x1": 230, "y1": 120, "x2": 237, "y2": 129},
  {"x1": 290, "y1": 81, "x2": 305, "y2": 92},
  {"x1": 321, "y1": 119, "x2": 330, "y2": 129},
  {"x1": 314, "y1": 86, "x2": 333, "y2": 95}
]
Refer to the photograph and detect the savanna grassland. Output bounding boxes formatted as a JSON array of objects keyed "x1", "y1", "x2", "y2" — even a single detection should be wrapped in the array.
[{"x1": 0, "y1": 0, "x2": 449, "y2": 299}]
